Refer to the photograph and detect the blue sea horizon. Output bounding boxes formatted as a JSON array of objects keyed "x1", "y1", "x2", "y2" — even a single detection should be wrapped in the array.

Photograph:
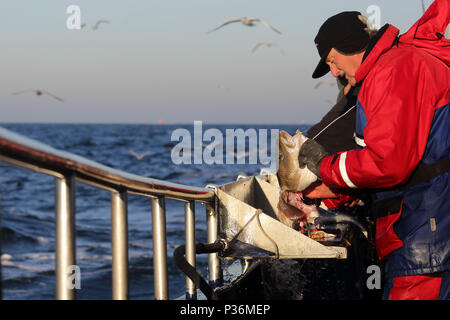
[{"x1": 0, "y1": 122, "x2": 311, "y2": 299}]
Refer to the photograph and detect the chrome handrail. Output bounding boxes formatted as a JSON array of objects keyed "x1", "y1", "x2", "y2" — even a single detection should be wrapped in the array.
[
  {"x1": 0, "y1": 127, "x2": 214, "y2": 201},
  {"x1": 0, "y1": 126, "x2": 221, "y2": 300}
]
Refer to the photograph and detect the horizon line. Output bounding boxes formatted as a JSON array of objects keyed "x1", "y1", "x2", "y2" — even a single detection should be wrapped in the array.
[{"x1": 0, "y1": 122, "x2": 312, "y2": 126}]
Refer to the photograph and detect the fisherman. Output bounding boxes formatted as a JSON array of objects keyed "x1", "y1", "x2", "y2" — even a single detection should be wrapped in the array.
[
  {"x1": 302, "y1": 76, "x2": 362, "y2": 210},
  {"x1": 298, "y1": 0, "x2": 450, "y2": 300}
]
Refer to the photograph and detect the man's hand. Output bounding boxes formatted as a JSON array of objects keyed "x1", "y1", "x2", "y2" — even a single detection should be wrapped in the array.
[
  {"x1": 303, "y1": 182, "x2": 361, "y2": 208},
  {"x1": 298, "y1": 138, "x2": 328, "y2": 178},
  {"x1": 303, "y1": 181, "x2": 339, "y2": 199}
]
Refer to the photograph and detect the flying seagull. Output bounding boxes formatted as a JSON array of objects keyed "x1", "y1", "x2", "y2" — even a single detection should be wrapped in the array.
[
  {"x1": 252, "y1": 42, "x2": 284, "y2": 54},
  {"x1": 12, "y1": 89, "x2": 64, "y2": 102},
  {"x1": 81, "y1": 20, "x2": 110, "y2": 30},
  {"x1": 128, "y1": 149, "x2": 151, "y2": 160},
  {"x1": 217, "y1": 84, "x2": 230, "y2": 91},
  {"x1": 207, "y1": 17, "x2": 282, "y2": 34}
]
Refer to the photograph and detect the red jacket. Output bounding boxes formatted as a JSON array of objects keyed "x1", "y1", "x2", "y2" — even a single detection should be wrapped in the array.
[
  {"x1": 320, "y1": 0, "x2": 449, "y2": 190},
  {"x1": 319, "y1": 0, "x2": 449, "y2": 275}
]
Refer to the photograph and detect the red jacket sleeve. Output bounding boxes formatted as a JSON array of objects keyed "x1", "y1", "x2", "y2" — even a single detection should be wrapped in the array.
[{"x1": 320, "y1": 49, "x2": 437, "y2": 189}]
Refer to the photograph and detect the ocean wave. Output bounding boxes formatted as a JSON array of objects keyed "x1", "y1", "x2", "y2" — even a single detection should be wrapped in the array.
[
  {"x1": 1, "y1": 226, "x2": 50, "y2": 245},
  {"x1": 0, "y1": 123, "x2": 307, "y2": 299}
]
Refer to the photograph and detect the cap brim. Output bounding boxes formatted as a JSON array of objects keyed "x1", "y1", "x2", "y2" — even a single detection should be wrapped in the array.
[{"x1": 312, "y1": 55, "x2": 330, "y2": 78}]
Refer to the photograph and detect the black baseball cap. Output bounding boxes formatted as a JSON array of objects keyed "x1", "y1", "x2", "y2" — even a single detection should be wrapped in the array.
[{"x1": 312, "y1": 11, "x2": 371, "y2": 78}]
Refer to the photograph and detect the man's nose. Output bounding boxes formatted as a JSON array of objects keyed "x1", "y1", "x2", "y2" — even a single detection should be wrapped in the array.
[{"x1": 329, "y1": 64, "x2": 341, "y2": 77}]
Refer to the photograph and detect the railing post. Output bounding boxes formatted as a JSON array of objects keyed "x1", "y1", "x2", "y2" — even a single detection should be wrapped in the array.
[
  {"x1": 55, "y1": 174, "x2": 76, "y2": 300},
  {"x1": 206, "y1": 204, "x2": 222, "y2": 287},
  {"x1": 152, "y1": 196, "x2": 169, "y2": 300},
  {"x1": 111, "y1": 190, "x2": 129, "y2": 300},
  {"x1": 0, "y1": 200, "x2": 2, "y2": 300},
  {"x1": 185, "y1": 201, "x2": 196, "y2": 299}
]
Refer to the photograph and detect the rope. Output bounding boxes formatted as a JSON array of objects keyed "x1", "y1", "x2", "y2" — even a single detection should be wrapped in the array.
[
  {"x1": 226, "y1": 208, "x2": 280, "y2": 259},
  {"x1": 254, "y1": 209, "x2": 280, "y2": 259},
  {"x1": 310, "y1": 104, "x2": 356, "y2": 140}
]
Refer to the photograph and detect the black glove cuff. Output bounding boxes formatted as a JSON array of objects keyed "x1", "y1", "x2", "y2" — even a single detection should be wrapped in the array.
[{"x1": 298, "y1": 139, "x2": 329, "y2": 178}]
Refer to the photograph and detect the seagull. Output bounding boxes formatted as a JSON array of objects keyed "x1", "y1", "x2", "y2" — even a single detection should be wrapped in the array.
[
  {"x1": 12, "y1": 89, "x2": 64, "y2": 102},
  {"x1": 207, "y1": 17, "x2": 282, "y2": 34},
  {"x1": 128, "y1": 149, "x2": 151, "y2": 160},
  {"x1": 314, "y1": 80, "x2": 337, "y2": 89},
  {"x1": 252, "y1": 42, "x2": 284, "y2": 55},
  {"x1": 81, "y1": 20, "x2": 109, "y2": 30},
  {"x1": 217, "y1": 84, "x2": 230, "y2": 91}
]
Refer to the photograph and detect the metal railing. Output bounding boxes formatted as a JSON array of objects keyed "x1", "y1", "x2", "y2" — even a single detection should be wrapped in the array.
[{"x1": 0, "y1": 127, "x2": 222, "y2": 300}]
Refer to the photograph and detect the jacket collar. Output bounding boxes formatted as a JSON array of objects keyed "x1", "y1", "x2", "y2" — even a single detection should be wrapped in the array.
[{"x1": 355, "y1": 25, "x2": 399, "y2": 83}]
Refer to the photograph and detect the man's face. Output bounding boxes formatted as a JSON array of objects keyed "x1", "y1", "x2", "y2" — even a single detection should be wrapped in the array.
[{"x1": 325, "y1": 48, "x2": 364, "y2": 86}]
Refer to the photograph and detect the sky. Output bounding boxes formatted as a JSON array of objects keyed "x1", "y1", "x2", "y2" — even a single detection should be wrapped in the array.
[{"x1": 1, "y1": 0, "x2": 435, "y2": 124}]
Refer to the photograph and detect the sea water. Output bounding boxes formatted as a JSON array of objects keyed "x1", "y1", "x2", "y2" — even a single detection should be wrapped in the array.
[{"x1": 0, "y1": 123, "x2": 306, "y2": 299}]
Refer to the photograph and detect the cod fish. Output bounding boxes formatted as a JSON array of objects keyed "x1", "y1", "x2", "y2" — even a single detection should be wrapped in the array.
[
  {"x1": 276, "y1": 190, "x2": 319, "y2": 233},
  {"x1": 276, "y1": 130, "x2": 335, "y2": 240},
  {"x1": 277, "y1": 190, "x2": 335, "y2": 240},
  {"x1": 277, "y1": 130, "x2": 318, "y2": 192}
]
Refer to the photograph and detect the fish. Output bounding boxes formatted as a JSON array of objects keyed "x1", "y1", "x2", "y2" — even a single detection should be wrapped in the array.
[
  {"x1": 276, "y1": 190, "x2": 319, "y2": 233},
  {"x1": 276, "y1": 130, "x2": 336, "y2": 239},
  {"x1": 277, "y1": 190, "x2": 335, "y2": 240},
  {"x1": 277, "y1": 130, "x2": 318, "y2": 192},
  {"x1": 276, "y1": 195, "x2": 304, "y2": 229},
  {"x1": 281, "y1": 190, "x2": 320, "y2": 223}
]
